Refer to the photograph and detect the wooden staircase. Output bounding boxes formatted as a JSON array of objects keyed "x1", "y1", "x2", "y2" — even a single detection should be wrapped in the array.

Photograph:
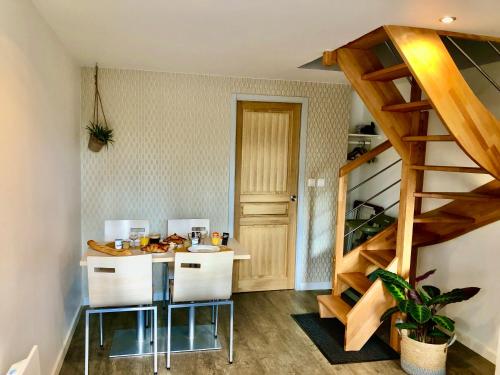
[{"x1": 319, "y1": 26, "x2": 500, "y2": 351}]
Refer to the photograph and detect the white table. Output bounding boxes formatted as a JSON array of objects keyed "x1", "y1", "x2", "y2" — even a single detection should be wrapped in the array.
[{"x1": 80, "y1": 239, "x2": 249, "y2": 357}]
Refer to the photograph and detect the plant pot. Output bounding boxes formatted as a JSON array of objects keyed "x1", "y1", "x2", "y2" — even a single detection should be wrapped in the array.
[
  {"x1": 88, "y1": 135, "x2": 105, "y2": 152},
  {"x1": 400, "y1": 330, "x2": 449, "y2": 375}
]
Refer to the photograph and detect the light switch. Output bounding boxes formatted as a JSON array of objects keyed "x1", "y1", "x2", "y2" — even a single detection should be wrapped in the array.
[
  {"x1": 307, "y1": 178, "x2": 316, "y2": 187},
  {"x1": 317, "y1": 178, "x2": 325, "y2": 187}
]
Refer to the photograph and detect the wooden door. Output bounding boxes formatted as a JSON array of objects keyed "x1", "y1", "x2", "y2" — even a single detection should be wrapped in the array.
[{"x1": 234, "y1": 101, "x2": 301, "y2": 292}]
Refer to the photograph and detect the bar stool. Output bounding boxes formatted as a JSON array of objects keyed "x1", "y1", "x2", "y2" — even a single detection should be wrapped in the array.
[
  {"x1": 85, "y1": 254, "x2": 157, "y2": 375},
  {"x1": 166, "y1": 250, "x2": 234, "y2": 370}
]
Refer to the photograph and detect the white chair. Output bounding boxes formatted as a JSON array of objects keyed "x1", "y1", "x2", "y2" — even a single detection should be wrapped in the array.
[
  {"x1": 166, "y1": 251, "x2": 234, "y2": 370},
  {"x1": 85, "y1": 254, "x2": 157, "y2": 375},
  {"x1": 167, "y1": 219, "x2": 210, "y2": 238},
  {"x1": 163, "y1": 219, "x2": 210, "y2": 305},
  {"x1": 104, "y1": 219, "x2": 150, "y2": 242},
  {"x1": 103, "y1": 219, "x2": 159, "y2": 327},
  {"x1": 7, "y1": 346, "x2": 40, "y2": 375}
]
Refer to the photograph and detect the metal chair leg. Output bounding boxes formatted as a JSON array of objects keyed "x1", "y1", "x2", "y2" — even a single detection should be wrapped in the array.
[
  {"x1": 145, "y1": 307, "x2": 149, "y2": 328},
  {"x1": 153, "y1": 307, "x2": 158, "y2": 374},
  {"x1": 162, "y1": 263, "x2": 167, "y2": 309},
  {"x1": 150, "y1": 309, "x2": 154, "y2": 344},
  {"x1": 167, "y1": 305, "x2": 172, "y2": 370},
  {"x1": 214, "y1": 305, "x2": 219, "y2": 338},
  {"x1": 85, "y1": 311, "x2": 90, "y2": 375},
  {"x1": 99, "y1": 313, "x2": 104, "y2": 348},
  {"x1": 211, "y1": 305, "x2": 215, "y2": 324},
  {"x1": 229, "y1": 301, "x2": 234, "y2": 364}
]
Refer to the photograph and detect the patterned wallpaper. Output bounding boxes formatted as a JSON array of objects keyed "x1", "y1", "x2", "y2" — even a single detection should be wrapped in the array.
[{"x1": 81, "y1": 68, "x2": 350, "y2": 286}]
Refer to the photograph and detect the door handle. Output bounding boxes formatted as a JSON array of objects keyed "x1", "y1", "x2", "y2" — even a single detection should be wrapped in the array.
[{"x1": 290, "y1": 195, "x2": 297, "y2": 202}]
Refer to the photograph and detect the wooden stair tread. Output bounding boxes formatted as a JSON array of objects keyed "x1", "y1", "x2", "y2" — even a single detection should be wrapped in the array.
[
  {"x1": 414, "y1": 212, "x2": 475, "y2": 224},
  {"x1": 402, "y1": 135, "x2": 455, "y2": 142},
  {"x1": 338, "y1": 272, "x2": 373, "y2": 295},
  {"x1": 317, "y1": 295, "x2": 352, "y2": 324},
  {"x1": 414, "y1": 192, "x2": 499, "y2": 201},
  {"x1": 360, "y1": 249, "x2": 395, "y2": 269},
  {"x1": 382, "y1": 100, "x2": 432, "y2": 113},
  {"x1": 362, "y1": 63, "x2": 411, "y2": 81},
  {"x1": 410, "y1": 165, "x2": 488, "y2": 174}
]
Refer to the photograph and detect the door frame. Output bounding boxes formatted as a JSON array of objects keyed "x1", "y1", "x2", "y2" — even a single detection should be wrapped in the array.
[{"x1": 228, "y1": 93, "x2": 309, "y2": 290}]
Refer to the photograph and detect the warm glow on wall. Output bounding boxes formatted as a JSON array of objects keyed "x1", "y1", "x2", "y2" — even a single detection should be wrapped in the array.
[{"x1": 439, "y1": 16, "x2": 456, "y2": 24}]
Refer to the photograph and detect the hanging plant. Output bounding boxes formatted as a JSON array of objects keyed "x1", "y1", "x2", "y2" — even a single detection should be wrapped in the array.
[{"x1": 87, "y1": 64, "x2": 114, "y2": 152}]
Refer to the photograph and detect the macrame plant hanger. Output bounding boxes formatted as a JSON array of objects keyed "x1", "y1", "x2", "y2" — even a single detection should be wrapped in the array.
[{"x1": 93, "y1": 64, "x2": 108, "y2": 128}]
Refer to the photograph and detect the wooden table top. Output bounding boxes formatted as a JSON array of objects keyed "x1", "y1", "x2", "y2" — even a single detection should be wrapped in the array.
[{"x1": 79, "y1": 238, "x2": 250, "y2": 266}]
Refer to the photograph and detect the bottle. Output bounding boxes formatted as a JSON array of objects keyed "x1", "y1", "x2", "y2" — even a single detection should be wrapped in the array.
[{"x1": 191, "y1": 231, "x2": 199, "y2": 245}]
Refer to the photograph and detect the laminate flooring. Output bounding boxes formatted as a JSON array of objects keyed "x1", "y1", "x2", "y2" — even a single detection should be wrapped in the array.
[{"x1": 59, "y1": 290, "x2": 494, "y2": 374}]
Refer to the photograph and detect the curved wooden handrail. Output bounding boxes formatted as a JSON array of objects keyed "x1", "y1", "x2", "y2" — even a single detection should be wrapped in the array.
[
  {"x1": 386, "y1": 25, "x2": 500, "y2": 179},
  {"x1": 340, "y1": 140, "x2": 392, "y2": 177}
]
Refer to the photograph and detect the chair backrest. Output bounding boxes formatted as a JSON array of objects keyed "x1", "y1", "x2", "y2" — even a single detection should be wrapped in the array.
[
  {"x1": 172, "y1": 251, "x2": 234, "y2": 303},
  {"x1": 87, "y1": 254, "x2": 152, "y2": 308},
  {"x1": 104, "y1": 219, "x2": 150, "y2": 242},
  {"x1": 167, "y1": 219, "x2": 209, "y2": 237},
  {"x1": 7, "y1": 345, "x2": 40, "y2": 375}
]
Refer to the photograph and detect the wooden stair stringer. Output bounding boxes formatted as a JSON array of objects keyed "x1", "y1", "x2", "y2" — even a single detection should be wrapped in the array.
[
  {"x1": 385, "y1": 25, "x2": 500, "y2": 179},
  {"x1": 345, "y1": 258, "x2": 398, "y2": 351}
]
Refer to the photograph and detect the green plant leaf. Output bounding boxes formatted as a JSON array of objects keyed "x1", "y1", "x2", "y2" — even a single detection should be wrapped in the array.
[
  {"x1": 429, "y1": 287, "x2": 480, "y2": 306},
  {"x1": 408, "y1": 303, "x2": 432, "y2": 324},
  {"x1": 432, "y1": 315, "x2": 455, "y2": 332},
  {"x1": 422, "y1": 285, "x2": 441, "y2": 299},
  {"x1": 428, "y1": 327, "x2": 450, "y2": 339},
  {"x1": 383, "y1": 281, "x2": 407, "y2": 302},
  {"x1": 374, "y1": 269, "x2": 412, "y2": 290},
  {"x1": 399, "y1": 300, "x2": 410, "y2": 313},
  {"x1": 87, "y1": 121, "x2": 114, "y2": 145},
  {"x1": 380, "y1": 306, "x2": 399, "y2": 322},
  {"x1": 395, "y1": 322, "x2": 418, "y2": 331},
  {"x1": 418, "y1": 287, "x2": 432, "y2": 305}
]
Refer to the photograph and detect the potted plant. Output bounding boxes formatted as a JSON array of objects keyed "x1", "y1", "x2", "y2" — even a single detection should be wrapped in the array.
[
  {"x1": 87, "y1": 121, "x2": 114, "y2": 152},
  {"x1": 87, "y1": 64, "x2": 114, "y2": 152},
  {"x1": 374, "y1": 269, "x2": 479, "y2": 375}
]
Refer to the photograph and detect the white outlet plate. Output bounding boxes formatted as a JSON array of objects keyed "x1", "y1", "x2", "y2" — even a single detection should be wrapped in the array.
[
  {"x1": 307, "y1": 178, "x2": 316, "y2": 187},
  {"x1": 317, "y1": 178, "x2": 325, "y2": 187}
]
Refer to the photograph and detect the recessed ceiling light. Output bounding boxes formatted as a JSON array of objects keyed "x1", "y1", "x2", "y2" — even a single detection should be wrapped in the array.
[{"x1": 440, "y1": 16, "x2": 456, "y2": 24}]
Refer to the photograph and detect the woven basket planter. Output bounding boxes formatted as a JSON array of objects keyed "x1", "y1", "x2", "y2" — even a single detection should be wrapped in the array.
[{"x1": 400, "y1": 330, "x2": 449, "y2": 375}]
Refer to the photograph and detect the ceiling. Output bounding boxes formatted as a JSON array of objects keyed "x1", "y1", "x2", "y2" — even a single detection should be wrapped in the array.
[{"x1": 32, "y1": 0, "x2": 500, "y2": 83}]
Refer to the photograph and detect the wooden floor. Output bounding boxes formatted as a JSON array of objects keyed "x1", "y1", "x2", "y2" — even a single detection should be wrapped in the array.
[{"x1": 60, "y1": 290, "x2": 494, "y2": 374}]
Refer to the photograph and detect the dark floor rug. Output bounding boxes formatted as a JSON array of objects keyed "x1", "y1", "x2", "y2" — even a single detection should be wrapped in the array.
[{"x1": 292, "y1": 313, "x2": 399, "y2": 364}]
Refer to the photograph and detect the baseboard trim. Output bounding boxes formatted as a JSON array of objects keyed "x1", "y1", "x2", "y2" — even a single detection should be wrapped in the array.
[
  {"x1": 51, "y1": 305, "x2": 82, "y2": 375},
  {"x1": 457, "y1": 331, "x2": 496, "y2": 364},
  {"x1": 296, "y1": 281, "x2": 331, "y2": 291}
]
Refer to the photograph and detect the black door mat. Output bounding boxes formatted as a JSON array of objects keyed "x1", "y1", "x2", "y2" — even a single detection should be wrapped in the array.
[{"x1": 292, "y1": 313, "x2": 399, "y2": 365}]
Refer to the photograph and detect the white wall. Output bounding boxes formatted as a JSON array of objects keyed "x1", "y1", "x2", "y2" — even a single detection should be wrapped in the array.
[
  {"x1": 0, "y1": 1, "x2": 81, "y2": 374},
  {"x1": 418, "y1": 61, "x2": 500, "y2": 364}
]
